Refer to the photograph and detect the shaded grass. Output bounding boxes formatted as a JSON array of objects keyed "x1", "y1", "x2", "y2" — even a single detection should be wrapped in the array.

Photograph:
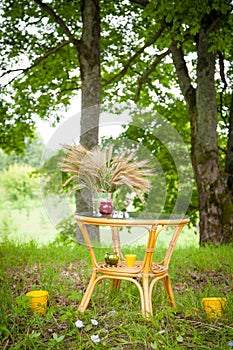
[{"x1": 0, "y1": 238, "x2": 233, "y2": 349}]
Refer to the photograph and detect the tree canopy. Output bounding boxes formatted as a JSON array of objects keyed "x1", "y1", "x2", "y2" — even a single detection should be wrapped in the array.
[
  {"x1": 1, "y1": 0, "x2": 233, "y2": 243},
  {"x1": 1, "y1": 0, "x2": 83, "y2": 153},
  {"x1": 0, "y1": 135, "x2": 45, "y2": 171},
  {"x1": 102, "y1": 0, "x2": 233, "y2": 243}
]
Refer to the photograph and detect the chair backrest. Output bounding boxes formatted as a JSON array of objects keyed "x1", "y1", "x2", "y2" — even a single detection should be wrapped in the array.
[
  {"x1": 140, "y1": 222, "x2": 186, "y2": 270},
  {"x1": 77, "y1": 215, "x2": 189, "y2": 270},
  {"x1": 138, "y1": 223, "x2": 184, "y2": 273},
  {"x1": 159, "y1": 223, "x2": 186, "y2": 267}
]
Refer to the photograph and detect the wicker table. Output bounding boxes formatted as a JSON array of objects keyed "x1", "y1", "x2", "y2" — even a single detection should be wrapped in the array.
[{"x1": 76, "y1": 213, "x2": 189, "y2": 317}]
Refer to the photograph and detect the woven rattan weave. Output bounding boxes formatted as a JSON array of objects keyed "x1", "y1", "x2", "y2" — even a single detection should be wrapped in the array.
[{"x1": 76, "y1": 214, "x2": 189, "y2": 317}]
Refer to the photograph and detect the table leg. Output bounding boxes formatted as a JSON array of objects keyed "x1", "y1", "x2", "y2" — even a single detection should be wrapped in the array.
[
  {"x1": 111, "y1": 227, "x2": 124, "y2": 260},
  {"x1": 110, "y1": 279, "x2": 121, "y2": 290}
]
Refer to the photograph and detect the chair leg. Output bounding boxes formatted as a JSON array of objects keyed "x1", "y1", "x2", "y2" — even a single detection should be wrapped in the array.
[
  {"x1": 162, "y1": 275, "x2": 175, "y2": 307},
  {"x1": 78, "y1": 272, "x2": 97, "y2": 312},
  {"x1": 143, "y1": 276, "x2": 152, "y2": 316}
]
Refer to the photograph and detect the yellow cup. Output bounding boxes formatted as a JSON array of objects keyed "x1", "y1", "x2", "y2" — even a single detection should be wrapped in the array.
[
  {"x1": 125, "y1": 254, "x2": 136, "y2": 267},
  {"x1": 26, "y1": 290, "x2": 49, "y2": 314},
  {"x1": 202, "y1": 297, "x2": 226, "y2": 318}
]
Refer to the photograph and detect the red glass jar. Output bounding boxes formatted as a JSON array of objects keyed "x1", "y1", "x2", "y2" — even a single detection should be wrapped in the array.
[{"x1": 99, "y1": 201, "x2": 114, "y2": 216}]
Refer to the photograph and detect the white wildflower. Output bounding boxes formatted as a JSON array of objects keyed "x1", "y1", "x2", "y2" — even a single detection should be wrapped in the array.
[
  {"x1": 91, "y1": 334, "x2": 100, "y2": 343},
  {"x1": 108, "y1": 310, "x2": 116, "y2": 316},
  {"x1": 75, "y1": 320, "x2": 84, "y2": 328},
  {"x1": 90, "y1": 319, "x2": 98, "y2": 326}
]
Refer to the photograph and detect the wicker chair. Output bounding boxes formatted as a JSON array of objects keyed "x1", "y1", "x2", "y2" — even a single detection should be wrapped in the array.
[{"x1": 76, "y1": 215, "x2": 189, "y2": 317}]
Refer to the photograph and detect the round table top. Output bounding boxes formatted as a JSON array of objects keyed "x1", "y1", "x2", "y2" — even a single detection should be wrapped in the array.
[{"x1": 76, "y1": 212, "x2": 189, "y2": 226}]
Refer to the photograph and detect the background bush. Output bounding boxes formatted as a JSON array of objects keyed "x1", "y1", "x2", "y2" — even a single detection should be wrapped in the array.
[{"x1": 0, "y1": 163, "x2": 39, "y2": 202}]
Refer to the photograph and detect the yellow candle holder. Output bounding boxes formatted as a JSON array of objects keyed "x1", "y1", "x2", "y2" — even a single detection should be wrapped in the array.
[
  {"x1": 125, "y1": 254, "x2": 136, "y2": 267},
  {"x1": 26, "y1": 290, "x2": 49, "y2": 314},
  {"x1": 202, "y1": 297, "x2": 226, "y2": 318}
]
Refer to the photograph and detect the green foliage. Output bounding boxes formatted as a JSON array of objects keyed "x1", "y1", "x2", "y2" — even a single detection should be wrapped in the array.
[
  {"x1": 0, "y1": 0, "x2": 82, "y2": 153},
  {"x1": 0, "y1": 163, "x2": 38, "y2": 202},
  {"x1": 38, "y1": 150, "x2": 67, "y2": 195},
  {"x1": 101, "y1": 0, "x2": 233, "y2": 172},
  {"x1": 55, "y1": 215, "x2": 77, "y2": 238},
  {"x1": 0, "y1": 135, "x2": 45, "y2": 171},
  {"x1": 0, "y1": 211, "x2": 16, "y2": 239},
  {"x1": 1, "y1": 0, "x2": 232, "y2": 156},
  {"x1": 0, "y1": 113, "x2": 36, "y2": 154}
]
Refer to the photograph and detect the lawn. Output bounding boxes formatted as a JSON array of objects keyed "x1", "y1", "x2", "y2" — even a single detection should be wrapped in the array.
[
  {"x1": 0, "y1": 197, "x2": 232, "y2": 349},
  {"x1": 0, "y1": 234, "x2": 233, "y2": 349}
]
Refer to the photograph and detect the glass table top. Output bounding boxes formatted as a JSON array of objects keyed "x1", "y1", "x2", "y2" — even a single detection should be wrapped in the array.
[{"x1": 76, "y1": 211, "x2": 189, "y2": 222}]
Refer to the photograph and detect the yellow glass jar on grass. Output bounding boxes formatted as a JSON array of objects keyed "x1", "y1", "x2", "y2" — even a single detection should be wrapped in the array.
[
  {"x1": 202, "y1": 297, "x2": 226, "y2": 318},
  {"x1": 26, "y1": 290, "x2": 49, "y2": 314}
]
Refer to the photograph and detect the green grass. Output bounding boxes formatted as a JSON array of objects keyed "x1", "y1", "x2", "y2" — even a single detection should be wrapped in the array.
[{"x1": 0, "y1": 237, "x2": 233, "y2": 349}]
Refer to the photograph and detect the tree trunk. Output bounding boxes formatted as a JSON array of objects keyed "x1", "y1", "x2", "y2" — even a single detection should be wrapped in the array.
[
  {"x1": 194, "y1": 23, "x2": 233, "y2": 244},
  {"x1": 225, "y1": 93, "x2": 233, "y2": 196},
  {"x1": 75, "y1": 0, "x2": 101, "y2": 242},
  {"x1": 171, "y1": 19, "x2": 233, "y2": 245},
  {"x1": 79, "y1": 0, "x2": 100, "y2": 149}
]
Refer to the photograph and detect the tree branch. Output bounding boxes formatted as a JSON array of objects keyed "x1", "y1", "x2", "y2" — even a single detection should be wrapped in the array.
[
  {"x1": 206, "y1": 8, "x2": 232, "y2": 35},
  {"x1": 1, "y1": 41, "x2": 70, "y2": 88},
  {"x1": 1, "y1": 68, "x2": 23, "y2": 80},
  {"x1": 28, "y1": 16, "x2": 46, "y2": 26},
  {"x1": 218, "y1": 51, "x2": 228, "y2": 121},
  {"x1": 134, "y1": 49, "x2": 170, "y2": 102},
  {"x1": 59, "y1": 86, "x2": 81, "y2": 95},
  {"x1": 103, "y1": 23, "x2": 166, "y2": 85},
  {"x1": 33, "y1": 0, "x2": 80, "y2": 47},
  {"x1": 218, "y1": 145, "x2": 226, "y2": 154},
  {"x1": 129, "y1": 0, "x2": 149, "y2": 6},
  {"x1": 170, "y1": 41, "x2": 195, "y2": 103}
]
